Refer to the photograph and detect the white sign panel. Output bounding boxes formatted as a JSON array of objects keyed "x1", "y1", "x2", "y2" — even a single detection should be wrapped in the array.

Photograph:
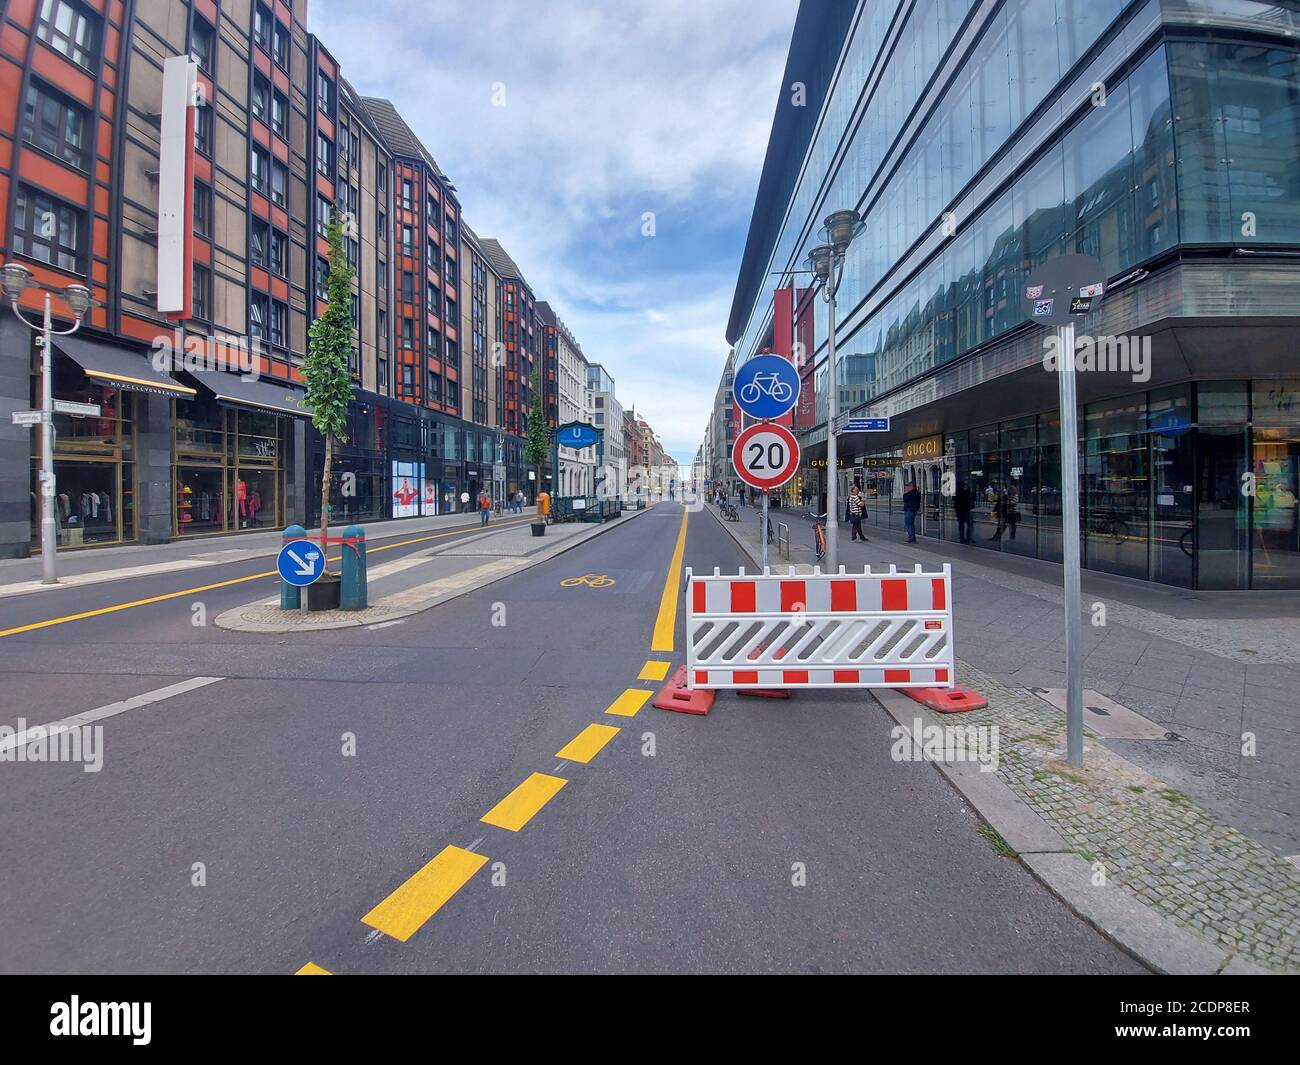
[
  {"x1": 157, "y1": 55, "x2": 197, "y2": 315},
  {"x1": 53, "y1": 400, "x2": 101, "y2": 417}
]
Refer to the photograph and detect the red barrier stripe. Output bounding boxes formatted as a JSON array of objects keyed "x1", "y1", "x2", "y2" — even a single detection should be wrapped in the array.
[
  {"x1": 693, "y1": 582, "x2": 706, "y2": 614},
  {"x1": 881, "y1": 579, "x2": 908, "y2": 611},
  {"x1": 695, "y1": 671, "x2": 709, "y2": 686},
  {"x1": 730, "y1": 582, "x2": 756, "y2": 613},
  {"x1": 931, "y1": 578, "x2": 946, "y2": 610},
  {"x1": 830, "y1": 580, "x2": 856, "y2": 612},
  {"x1": 782, "y1": 670, "x2": 809, "y2": 685},
  {"x1": 733, "y1": 670, "x2": 759, "y2": 685},
  {"x1": 935, "y1": 668, "x2": 949, "y2": 683},
  {"x1": 780, "y1": 580, "x2": 806, "y2": 613},
  {"x1": 833, "y1": 670, "x2": 859, "y2": 683},
  {"x1": 884, "y1": 669, "x2": 911, "y2": 683}
]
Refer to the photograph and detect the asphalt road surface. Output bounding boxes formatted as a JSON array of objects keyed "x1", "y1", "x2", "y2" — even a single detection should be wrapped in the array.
[{"x1": 0, "y1": 503, "x2": 1145, "y2": 973}]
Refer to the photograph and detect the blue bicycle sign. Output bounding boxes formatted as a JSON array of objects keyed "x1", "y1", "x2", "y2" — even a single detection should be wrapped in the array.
[{"x1": 733, "y1": 354, "x2": 800, "y2": 420}]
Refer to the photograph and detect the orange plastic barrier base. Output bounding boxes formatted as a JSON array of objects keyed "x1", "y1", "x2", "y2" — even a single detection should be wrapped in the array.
[
  {"x1": 653, "y1": 665, "x2": 716, "y2": 716},
  {"x1": 898, "y1": 686, "x2": 988, "y2": 714}
]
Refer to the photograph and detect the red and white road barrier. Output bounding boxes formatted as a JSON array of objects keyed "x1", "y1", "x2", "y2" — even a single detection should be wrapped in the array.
[{"x1": 684, "y1": 564, "x2": 955, "y2": 691}]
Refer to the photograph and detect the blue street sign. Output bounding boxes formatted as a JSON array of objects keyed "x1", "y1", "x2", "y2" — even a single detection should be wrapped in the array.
[
  {"x1": 554, "y1": 421, "x2": 601, "y2": 449},
  {"x1": 733, "y1": 354, "x2": 800, "y2": 421},
  {"x1": 277, "y1": 539, "x2": 325, "y2": 587},
  {"x1": 843, "y1": 417, "x2": 890, "y2": 433}
]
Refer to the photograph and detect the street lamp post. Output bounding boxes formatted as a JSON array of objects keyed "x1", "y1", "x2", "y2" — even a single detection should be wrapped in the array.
[
  {"x1": 3, "y1": 262, "x2": 99, "y2": 585},
  {"x1": 807, "y1": 209, "x2": 862, "y2": 574}
]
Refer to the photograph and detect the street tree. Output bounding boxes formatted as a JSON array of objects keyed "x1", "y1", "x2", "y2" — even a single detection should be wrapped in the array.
[
  {"x1": 524, "y1": 364, "x2": 550, "y2": 515},
  {"x1": 302, "y1": 216, "x2": 354, "y2": 569}
]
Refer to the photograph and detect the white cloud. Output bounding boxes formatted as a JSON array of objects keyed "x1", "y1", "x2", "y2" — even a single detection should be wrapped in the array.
[{"x1": 309, "y1": 0, "x2": 797, "y2": 455}]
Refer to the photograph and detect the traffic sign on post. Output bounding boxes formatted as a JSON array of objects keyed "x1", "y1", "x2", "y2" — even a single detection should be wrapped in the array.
[
  {"x1": 277, "y1": 539, "x2": 325, "y2": 587},
  {"x1": 732, "y1": 422, "x2": 800, "y2": 491},
  {"x1": 733, "y1": 354, "x2": 800, "y2": 421},
  {"x1": 1022, "y1": 252, "x2": 1106, "y2": 768}
]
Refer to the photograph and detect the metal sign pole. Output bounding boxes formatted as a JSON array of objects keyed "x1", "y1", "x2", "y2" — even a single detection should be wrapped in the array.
[
  {"x1": 1057, "y1": 320, "x2": 1084, "y2": 765},
  {"x1": 761, "y1": 491, "x2": 769, "y2": 571}
]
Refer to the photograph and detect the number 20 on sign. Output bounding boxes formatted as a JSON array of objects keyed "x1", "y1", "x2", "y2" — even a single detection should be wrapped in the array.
[{"x1": 732, "y1": 422, "x2": 801, "y2": 491}]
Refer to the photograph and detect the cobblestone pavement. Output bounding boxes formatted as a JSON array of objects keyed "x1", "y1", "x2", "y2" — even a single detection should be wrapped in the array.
[{"x1": 959, "y1": 661, "x2": 1300, "y2": 973}]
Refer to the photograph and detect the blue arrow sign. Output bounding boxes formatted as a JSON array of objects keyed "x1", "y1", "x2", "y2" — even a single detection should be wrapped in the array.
[
  {"x1": 277, "y1": 539, "x2": 325, "y2": 587},
  {"x1": 733, "y1": 354, "x2": 800, "y2": 421},
  {"x1": 842, "y1": 417, "x2": 890, "y2": 432}
]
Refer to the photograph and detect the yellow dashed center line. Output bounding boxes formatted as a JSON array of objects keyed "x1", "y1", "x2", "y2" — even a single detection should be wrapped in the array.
[
  {"x1": 638, "y1": 659, "x2": 670, "y2": 681},
  {"x1": 556, "y1": 723, "x2": 621, "y2": 764},
  {"x1": 604, "y1": 688, "x2": 653, "y2": 718},
  {"x1": 361, "y1": 844, "x2": 490, "y2": 943},
  {"x1": 480, "y1": 772, "x2": 568, "y2": 832}
]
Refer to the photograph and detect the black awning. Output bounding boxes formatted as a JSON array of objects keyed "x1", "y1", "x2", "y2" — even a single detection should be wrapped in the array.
[
  {"x1": 55, "y1": 335, "x2": 196, "y2": 398},
  {"x1": 187, "y1": 369, "x2": 310, "y2": 418}
]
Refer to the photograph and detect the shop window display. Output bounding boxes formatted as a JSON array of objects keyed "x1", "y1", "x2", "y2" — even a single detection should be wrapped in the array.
[{"x1": 30, "y1": 356, "x2": 135, "y2": 548}]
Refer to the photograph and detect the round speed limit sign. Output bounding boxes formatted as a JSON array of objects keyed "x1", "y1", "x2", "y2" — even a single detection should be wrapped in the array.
[{"x1": 732, "y1": 422, "x2": 801, "y2": 490}]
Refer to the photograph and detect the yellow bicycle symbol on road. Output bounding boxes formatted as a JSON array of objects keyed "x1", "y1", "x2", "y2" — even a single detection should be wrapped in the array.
[{"x1": 560, "y1": 573, "x2": 616, "y2": 588}]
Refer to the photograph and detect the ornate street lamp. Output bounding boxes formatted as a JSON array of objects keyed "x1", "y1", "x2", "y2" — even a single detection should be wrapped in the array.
[
  {"x1": 4, "y1": 263, "x2": 101, "y2": 583},
  {"x1": 805, "y1": 208, "x2": 863, "y2": 573}
]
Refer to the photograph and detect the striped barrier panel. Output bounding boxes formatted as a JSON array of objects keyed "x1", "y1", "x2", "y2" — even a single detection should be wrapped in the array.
[{"x1": 685, "y1": 564, "x2": 954, "y2": 690}]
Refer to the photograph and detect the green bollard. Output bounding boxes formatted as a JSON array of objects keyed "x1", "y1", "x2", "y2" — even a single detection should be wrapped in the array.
[
  {"x1": 281, "y1": 524, "x2": 308, "y2": 610},
  {"x1": 340, "y1": 524, "x2": 367, "y2": 611}
]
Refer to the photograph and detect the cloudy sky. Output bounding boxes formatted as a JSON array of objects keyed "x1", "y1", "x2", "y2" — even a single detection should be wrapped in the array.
[{"x1": 310, "y1": 0, "x2": 798, "y2": 467}]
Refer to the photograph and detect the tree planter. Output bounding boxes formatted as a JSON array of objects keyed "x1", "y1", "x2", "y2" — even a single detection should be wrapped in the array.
[
  {"x1": 530, "y1": 522, "x2": 546, "y2": 537},
  {"x1": 306, "y1": 573, "x2": 341, "y2": 611}
]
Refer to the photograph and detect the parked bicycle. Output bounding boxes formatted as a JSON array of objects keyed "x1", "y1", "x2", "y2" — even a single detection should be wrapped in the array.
[
  {"x1": 813, "y1": 522, "x2": 827, "y2": 561},
  {"x1": 720, "y1": 501, "x2": 739, "y2": 521}
]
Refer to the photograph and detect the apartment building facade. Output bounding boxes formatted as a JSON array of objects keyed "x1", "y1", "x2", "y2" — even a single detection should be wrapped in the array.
[
  {"x1": 586, "y1": 362, "x2": 622, "y2": 500},
  {"x1": 537, "y1": 300, "x2": 596, "y2": 497},
  {"x1": 0, "y1": 0, "x2": 562, "y2": 556}
]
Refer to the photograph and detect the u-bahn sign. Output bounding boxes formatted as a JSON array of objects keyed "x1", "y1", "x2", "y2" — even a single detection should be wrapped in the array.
[{"x1": 732, "y1": 422, "x2": 800, "y2": 490}]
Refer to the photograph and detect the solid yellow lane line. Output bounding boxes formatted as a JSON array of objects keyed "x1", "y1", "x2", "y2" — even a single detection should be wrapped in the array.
[
  {"x1": 604, "y1": 688, "x2": 653, "y2": 718},
  {"x1": 556, "y1": 723, "x2": 620, "y2": 764},
  {"x1": 638, "y1": 659, "x2": 670, "y2": 681},
  {"x1": 480, "y1": 772, "x2": 567, "y2": 832},
  {"x1": 295, "y1": 962, "x2": 331, "y2": 975},
  {"x1": 0, "y1": 518, "x2": 533, "y2": 640},
  {"x1": 360, "y1": 844, "x2": 489, "y2": 943},
  {"x1": 650, "y1": 508, "x2": 689, "y2": 652}
]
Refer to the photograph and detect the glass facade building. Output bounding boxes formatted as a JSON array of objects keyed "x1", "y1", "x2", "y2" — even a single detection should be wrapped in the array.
[{"x1": 729, "y1": 0, "x2": 1300, "y2": 589}]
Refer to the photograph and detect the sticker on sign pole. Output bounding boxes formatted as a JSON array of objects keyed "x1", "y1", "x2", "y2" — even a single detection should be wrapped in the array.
[{"x1": 732, "y1": 422, "x2": 800, "y2": 490}]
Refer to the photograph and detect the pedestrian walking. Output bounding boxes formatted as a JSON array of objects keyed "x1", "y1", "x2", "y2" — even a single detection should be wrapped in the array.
[
  {"x1": 955, "y1": 482, "x2": 972, "y2": 544},
  {"x1": 847, "y1": 482, "x2": 868, "y2": 542},
  {"x1": 477, "y1": 489, "x2": 492, "y2": 526},
  {"x1": 902, "y1": 480, "x2": 920, "y2": 543}
]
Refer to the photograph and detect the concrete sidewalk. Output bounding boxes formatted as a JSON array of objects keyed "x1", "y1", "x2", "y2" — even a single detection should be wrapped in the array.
[
  {"x1": 215, "y1": 506, "x2": 653, "y2": 632},
  {"x1": 0, "y1": 509, "x2": 530, "y2": 598},
  {"x1": 710, "y1": 499, "x2": 1299, "y2": 974}
]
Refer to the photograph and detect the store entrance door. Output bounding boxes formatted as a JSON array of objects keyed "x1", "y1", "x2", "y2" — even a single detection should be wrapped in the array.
[{"x1": 903, "y1": 461, "x2": 944, "y2": 538}]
